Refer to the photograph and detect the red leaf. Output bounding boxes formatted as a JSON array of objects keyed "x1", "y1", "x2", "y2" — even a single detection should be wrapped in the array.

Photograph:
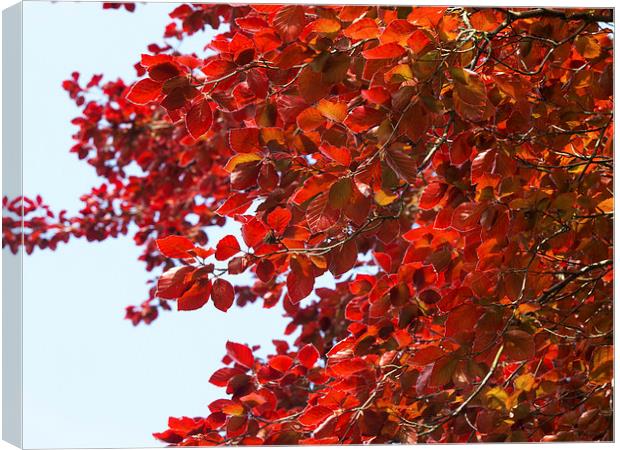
[
  {"x1": 306, "y1": 193, "x2": 340, "y2": 233},
  {"x1": 229, "y1": 128, "x2": 261, "y2": 153},
  {"x1": 297, "y1": 67, "x2": 331, "y2": 103},
  {"x1": 185, "y1": 100, "x2": 213, "y2": 140},
  {"x1": 201, "y1": 59, "x2": 235, "y2": 79},
  {"x1": 328, "y1": 178, "x2": 354, "y2": 209},
  {"x1": 504, "y1": 329, "x2": 535, "y2": 361},
  {"x1": 305, "y1": 18, "x2": 341, "y2": 35},
  {"x1": 373, "y1": 251, "x2": 392, "y2": 273},
  {"x1": 168, "y1": 416, "x2": 203, "y2": 434},
  {"x1": 296, "y1": 107, "x2": 325, "y2": 132},
  {"x1": 241, "y1": 218, "x2": 268, "y2": 248},
  {"x1": 419, "y1": 288, "x2": 441, "y2": 304},
  {"x1": 216, "y1": 193, "x2": 254, "y2": 217},
  {"x1": 316, "y1": 99, "x2": 347, "y2": 123},
  {"x1": 235, "y1": 16, "x2": 269, "y2": 32},
  {"x1": 215, "y1": 235, "x2": 241, "y2": 261},
  {"x1": 298, "y1": 405, "x2": 333, "y2": 427},
  {"x1": 226, "y1": 341, "x2": 255, "y2": 369},
  {"x1": 300, "y1": 437, "x2": 339, "y2": 445},
  {"x1": 178, "y1": 279, "x2": 211, "y2": 311},
  {"x1": 157, "y1": 266, "x2": 194, "y2": 299},
  {"x1": 343, "y1": 18, "x2": 379, "y2": 40},
  {"x1": 381, "y1": 19, "x2": 415, "y2": 45},
  {"x1": 331, "y1": 357, "x2": 368, "y2": 376},
  {"x1": 287, "y1": 256, "x2": 314, "y2": 303},
  {"x1": 450, "y1": 131, "x2": 473, "y2": 165},
  {"x1": 451, "y1": 202, "x2": 483, "y2": 232},
  {"x1": 258, "y1": 162, "x2": 279, "y2": 191},
  {"x1": 344, "y1": 185, "x2": 371, "y2": 225},
  {"x1": 269, "y1": 354, "x2": 294, "y2": 372},
  {"x1": 450, "y1": 68, "x2": 489, "y2": 122},
  {"x1": 212, "y1": 278, "x2": 235, "y2": 312},
  {"x1": 273, "y1": 5, "x2": 306, "y2": 42},
  {"x1": 362, "y1": 86, "x2": 391, "y2": 105},
  {"x1": 267, "y1": 207, "x2": 292, "y2": 235},
  {"x1": 426, "y1": 248, "x2": 452, "y2": 273},
  {"x1": 328, "y1": 239, "x2": 358, "y2": 276},
  {"x1": 153, "y1": 430, "x2": 183, "y2": 444},
  {"x1": 430, "y1": 355, "x2": 458, "y2": 387},
  {"x1": 291, "y1": 175, "x2": 333, "y2": 205},
  {"x1": 156, "y1": 235, "x2": 195, "y2": 259},
  {"x1": 225, "y1": 153, "x2": 262, "y2": 173},
  {"x1": 126, "y1": 78, "x2": 161, "y2": 104},
  {"x1": 419, "y1": 182, "x2": 447, "y2": 210},
  {"x1": 320, "y1": 144, "x2": 351, "y2": 167},
  {"x1": 445, "y1": 303, "x2": 479, "y2": 337},
  {"x1": 369, "y1": 295, "x2": 390, "y2": 318},
  {"x1": 228, "y1": 256, "x2": 248, "y2": 275},
  {"x1": 298, "y1": 344, "x2": 320, "y2": 368},
  {"x1": 412, "y1": 346, "x2": 445, "y2": 365},
  {"x1": 344, "y1": 106, "x2": 385, "y2": 132},
  {"x1": 362, "y1": 42, "x2": 406, "y2": 59},
  {"x1": 385, "y1": 146, "x2": 417, "y2": 183},
  {"x1": 148, "y1": 62, "x2": 180, "y2": 82},
  {"x1": 256, "y1": 259, "x2": 275, "y2": 282},
  {"x1": 209, "y1": 367, "x2": 245, "y2": 387}
]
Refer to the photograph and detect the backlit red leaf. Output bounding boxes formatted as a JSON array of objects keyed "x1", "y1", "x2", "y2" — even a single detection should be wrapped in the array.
[
  {"x1": 450, "y1": 67, "x2": 489, "y2": 122},
  {"x1": 226, "y1": 341, "x2": 255, "y2": 369},
  {"x1": 242, "y1": 218, "x2": 268, "y2": 248},
  {"x1": 328, "y1": 239, "x2": 358, "y2": 276},
  {"x1": 504, "y1": 329, "x2": 535, "y2": 361},
  {"x1": 269, "y1": 355, "x2": 294, "y2": 373},
  {"x1": 344, "y1": 106, "x2": 385, "y2": 132},
  {"x1": 298, "y1": 405, "x2": 333, "y2": 427},
  {"x1": 451, "y1": 202, "x2": 483, "y2": 232},
  {"x1": 419, "y1": 182, "x2": 447, "y2": 210},
  {"x1": 273, "y1": 5, "x2": 306, "y2": 42},
  {"x1": 156, "y1": 235, "x2": 195, "y2": 259},
  {"x1": 328, "y1": 178, "x2": 354, "y2": 209},
  {"x1": 430, "y1": 355, "x2": 458, "y2": 387},
  {"x1": 216, "y1": 193, "x2": 254, "y2": 217},
  {"x1": 306, "y1": 193, "x2": 340, "y2": 233},
  {"x1": 331, "y1": 357, "x2": 368, "y2": 376},
  {"x1": 157, "y1": 266, "x2": 194, "y2": 299},
  {"x1": 267, "y1": 207, "x2": 292, "y2": 235},
  {"x1": 126, "y1": 78, "x2": 161, "y2": 104},
  {"x1": 385, "y1": 146, "x2": 418, "y2": 182},
  {"x1": 229, "y1": 128, "x2": 261, "y2": 153},
  {"x1": 362, "y1": 42, "x2": 406, "y2": 59},
  {"x1": 178, "y1": 279, "x2": 211, "y2": 311},
  {"x1": 287, "y1": 256, "x2": 315, "y2": 303},
  {"x1": 209, "y1": 367, "x2": 245, "y2": 387},
  {"x1": 212, "y1": 278, "x2": 235, "y2": 312},
  {"x1": 215, "y1": 235, "x2": 241, "y2": 261},
  {"x1": 185, "y1": 100, "x2": 213, "y2": 140},
  {"x1": 148, "y1": 62, "x2": 180, "y2": 82},
  {"x1": 298, "y1": 344, "x2": 320, "y2": 368},
  {"x1": 344, "y1": 18, "x2": 379, "y2": 40}
]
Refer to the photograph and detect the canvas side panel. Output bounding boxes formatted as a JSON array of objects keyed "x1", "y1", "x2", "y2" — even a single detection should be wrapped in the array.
[{"x1": 2, "y1": 3, "x2": 23, "y2": 448}]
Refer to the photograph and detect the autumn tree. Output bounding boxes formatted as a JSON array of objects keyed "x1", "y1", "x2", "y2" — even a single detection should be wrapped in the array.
[{"x1": 3, "y1": 4, "x2": 614, "y2": 444}]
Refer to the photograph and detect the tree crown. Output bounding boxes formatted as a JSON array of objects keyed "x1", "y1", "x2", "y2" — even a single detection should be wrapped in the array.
[{"x1": 3, "y1": 4, "x2": 613, "y2": 444}]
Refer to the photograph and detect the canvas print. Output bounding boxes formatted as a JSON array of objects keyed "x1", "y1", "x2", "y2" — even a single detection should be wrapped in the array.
[{"x1": 1, "y1": 1, "x2": 614, "y2": 447}]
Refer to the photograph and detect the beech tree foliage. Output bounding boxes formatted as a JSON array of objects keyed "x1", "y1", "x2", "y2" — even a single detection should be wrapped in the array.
[{"x1": 3, "y1": 4, "x2": 614, "y2": 444}]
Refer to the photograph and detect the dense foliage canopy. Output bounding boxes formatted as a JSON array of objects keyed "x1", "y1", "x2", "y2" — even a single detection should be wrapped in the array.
[{"x1": 3, "y1": 3, "x2": 614, "y2": 444}]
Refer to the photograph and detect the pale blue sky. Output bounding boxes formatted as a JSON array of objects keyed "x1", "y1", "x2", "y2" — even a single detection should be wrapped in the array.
[{"x1": 20, "y1": 2, "x2": 296, "y2": 448}]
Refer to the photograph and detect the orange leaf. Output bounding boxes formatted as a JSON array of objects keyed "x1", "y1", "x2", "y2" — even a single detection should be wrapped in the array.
[{"x1": 362, "y1": 42, "x2": 406, "y2": 59}]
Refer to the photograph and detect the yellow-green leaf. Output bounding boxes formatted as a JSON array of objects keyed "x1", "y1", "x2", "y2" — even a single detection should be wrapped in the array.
[
  {"x1": 225, "y1": 153, "x2": 262, "y2": 173},
  {"x1": 590, "y1": 345, "x2": 613, "y2": 384}
]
